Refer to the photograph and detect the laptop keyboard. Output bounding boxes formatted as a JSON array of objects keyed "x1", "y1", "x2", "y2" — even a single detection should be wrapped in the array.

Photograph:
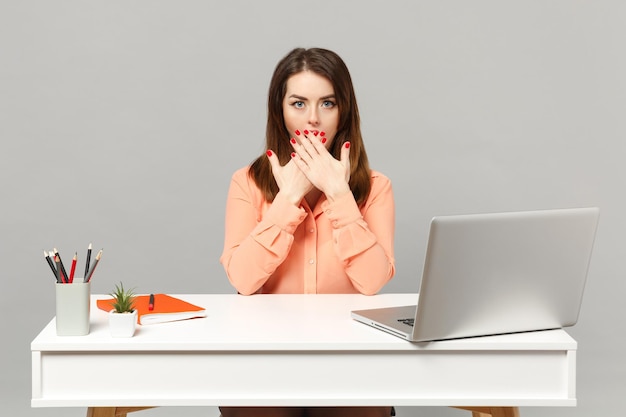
[{"x1": 398, "y1": 318, "x2": 414, "y2": 327}]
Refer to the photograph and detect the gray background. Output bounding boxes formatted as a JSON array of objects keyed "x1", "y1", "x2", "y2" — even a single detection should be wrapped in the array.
[{"x1": 1, "y1": 1, "x2": 624, "y2": 416}]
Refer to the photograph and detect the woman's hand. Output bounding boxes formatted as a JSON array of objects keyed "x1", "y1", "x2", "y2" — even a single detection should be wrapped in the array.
[
  {"x1": 266, "y1": 149, "x2": 314, "y2": 205},
  {"x1": 290, "y1": 131, "x2": 351, "y2": 202}
]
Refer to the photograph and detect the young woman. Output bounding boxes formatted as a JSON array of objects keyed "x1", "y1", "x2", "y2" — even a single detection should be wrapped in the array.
[{"x1": 220, "y1": 48, "x2": 395, "y2": 417}]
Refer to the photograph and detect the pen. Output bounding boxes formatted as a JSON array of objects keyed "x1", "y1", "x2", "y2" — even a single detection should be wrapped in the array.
[
  {"x1": 149, "y1": 294, "x2": 155, "y2": 311},
  {"x1": 53, "y1": 248, "x2": 69, "y2": 284},
  {"x1": 69, "y1": 252, "x2": 77, "y2": 283},
  {"x1": 44, "y1": 251, "x2": 59, "y2": 282},
  {"x1": 84, "y1": 243, "x2": 92, "y2": 279},
  {"x1": 85, "y1": 249, "x2": 102, "y2": 282}
]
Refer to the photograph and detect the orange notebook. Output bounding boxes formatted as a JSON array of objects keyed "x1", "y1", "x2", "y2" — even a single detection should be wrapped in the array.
[{"x1": 97, "y1": 294, "x2": 207, "y2": 325}]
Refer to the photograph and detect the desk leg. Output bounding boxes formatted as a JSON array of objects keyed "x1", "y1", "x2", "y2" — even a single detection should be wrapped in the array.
[
  {"x1": 453, "y1": 407, "x2": 520, "y2": 417},
  {"x1": 86, "y1": 407, "x2": 155, "y2": 417}
]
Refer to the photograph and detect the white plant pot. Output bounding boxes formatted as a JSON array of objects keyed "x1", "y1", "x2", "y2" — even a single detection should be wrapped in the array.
[{"x1": 109, "y1": 310, "x2": 138, "y2": 337}]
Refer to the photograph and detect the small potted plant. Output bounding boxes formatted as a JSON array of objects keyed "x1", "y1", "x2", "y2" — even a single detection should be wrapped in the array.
[{"x1": 108, "y1": 282, "x2": 138, "y2": 337}]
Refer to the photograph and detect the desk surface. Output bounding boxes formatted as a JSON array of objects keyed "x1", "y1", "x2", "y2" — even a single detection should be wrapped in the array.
[{"x1": 32, "y1": 294, "x2": 577, "y2": 408}]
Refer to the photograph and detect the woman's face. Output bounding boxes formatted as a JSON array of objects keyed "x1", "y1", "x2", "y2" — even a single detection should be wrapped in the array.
[{"x1": 282, "y1": 70, "x2": 339, "y2": 149}]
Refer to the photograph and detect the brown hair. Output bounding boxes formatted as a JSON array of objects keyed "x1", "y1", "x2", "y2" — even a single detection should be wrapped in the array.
[{"x1": 249, "y1": 47, "x2": 372, "y2": 206}]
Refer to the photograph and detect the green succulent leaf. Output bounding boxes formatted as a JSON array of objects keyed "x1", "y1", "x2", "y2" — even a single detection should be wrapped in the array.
[{"x1": 109, "y1": 282, "x2": 136, "y2": 313}]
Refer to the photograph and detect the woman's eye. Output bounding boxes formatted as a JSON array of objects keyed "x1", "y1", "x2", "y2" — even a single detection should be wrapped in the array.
[
  {"x1": 292, "y1": 101, "x2": 305, "y2": 109},
  {"x1": 322, "y1": 101, "x2": 336, "y2": 108}
]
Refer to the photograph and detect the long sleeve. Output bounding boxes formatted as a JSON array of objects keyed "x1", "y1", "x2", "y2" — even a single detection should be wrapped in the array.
[
  {"x1": 322, "y1": 172, "x2": 395, "y2": 295},
  {"x1": 220, "y1": 168, "x2": 307, "y2": 295}
]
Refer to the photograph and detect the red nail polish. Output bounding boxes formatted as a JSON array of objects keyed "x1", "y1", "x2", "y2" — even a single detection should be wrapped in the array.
[
  {"x1": 344, "y1": 142, "x2": 350, "y2": 149},
  {"x1": 295, "y1": 130, "x2": 301, "y2": 136},
  {"x1": 303, "y1": 129, "x2": 309, "y2": 135},
  {"x1": 290, "y1": 138, "x2": 297, "y2": 144},
  {"x1": 291, "y1": 152, "x2": 296, "y2": 158},
  {"x1": 321, "y1": 137, "x2": 327, "y2": 144},
  {"x1": 313, "y1": 131, "x2": 319, "y2": 136},
  {"x1": 320, "y1": 131, "x2": 326, "y2": 137},
  {"x1": 266, "y1": 150, "x2": 272, "y2": 157}
]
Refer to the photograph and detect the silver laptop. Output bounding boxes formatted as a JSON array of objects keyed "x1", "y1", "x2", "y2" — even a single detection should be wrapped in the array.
[{"x1": 352, "y1": 207, "x2": 599, "y2": 342}]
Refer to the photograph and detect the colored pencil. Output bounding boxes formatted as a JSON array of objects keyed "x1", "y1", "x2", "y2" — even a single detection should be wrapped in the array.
[
  {"x1": 53, "y1": 248, "x2": 69, "y2": 284},
  {"x1": 69, "y1": 252, "x2": 77, "y2": 283},
  {"x1": 44, "y1": 251, "x2": 59, "y2": 282},
  {"x1": 85, "y1": 249, "x2": 102, "y2": 282},
  {"x1": 84, "y1": 243, "x2": 92, "y2": 279},
  {"x1": 54, "y1": 254, "x2": 63, "y2": 283}
]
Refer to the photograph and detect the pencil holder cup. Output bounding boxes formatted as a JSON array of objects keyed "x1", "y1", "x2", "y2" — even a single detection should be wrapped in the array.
[{"x1": 55, "y1": 281, "x2": 90, "y2": 336}]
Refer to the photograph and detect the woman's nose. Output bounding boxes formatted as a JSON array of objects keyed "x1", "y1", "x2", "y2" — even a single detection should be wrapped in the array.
[{"x1": 308, "y1": 107, "x2": 320, "y2": 126}]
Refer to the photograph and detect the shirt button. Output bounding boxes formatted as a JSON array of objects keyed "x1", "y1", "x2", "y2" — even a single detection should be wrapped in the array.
[
  {"x1": 332, "y1": 221, "x2": 339, "y2": 227},
  {"x1": 309, "y1": 229, "x2": 315, "y2": 233},
  {"x1": 309, "y1": 259, "x2": 315, "y2": 264},
  {"x1": 325, "y1": 209, "x2": 332, "y2": 215}
]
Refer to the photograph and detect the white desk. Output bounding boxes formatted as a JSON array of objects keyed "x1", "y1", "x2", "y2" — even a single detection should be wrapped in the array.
[{"x1": 31, "y1": 294, "x2": 577, "y2": 417}]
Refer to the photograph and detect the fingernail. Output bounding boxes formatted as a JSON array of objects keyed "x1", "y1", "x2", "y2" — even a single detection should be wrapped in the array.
[
  {"x1": 303, "y1": 129, "x2": 309, "y2": 135},
  {"x1": 320, "y1": 131, "x2": 326, "y2": 137},
  {"x1": 321, "y1": 137, "x2": 327, "y2": 144},
  {"x1": 291, "y1": 152, "x2": 296, "y2": 158},
  {"x1": 295, "y1": 130, "x2": 301, "y2": 136},
  {"x1": 290, "y1": 138, "x2": 297, "y2": 144},
  {"x1": 313, "y1": 131, "x2": 319, "y2": 136},
  {"x1": 266, "y1": 150, "x2": 273, "y2": 157},
  {"x1": 344, "y1": 142, "x2": 350, "y2": 149}
]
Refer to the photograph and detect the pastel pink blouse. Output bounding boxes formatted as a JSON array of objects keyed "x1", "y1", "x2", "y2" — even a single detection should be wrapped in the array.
[{"x1": 220, "y1": 167, "x2": 395, "y2": 295}]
